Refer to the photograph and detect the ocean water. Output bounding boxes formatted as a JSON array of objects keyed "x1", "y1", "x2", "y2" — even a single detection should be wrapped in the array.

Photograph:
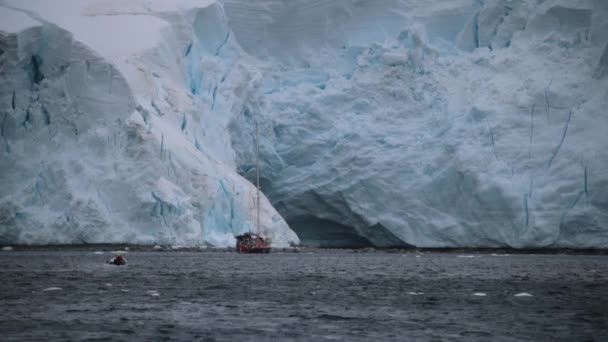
[{"x1": 1, "y1": 249, "x2": 607, "y2": 341}]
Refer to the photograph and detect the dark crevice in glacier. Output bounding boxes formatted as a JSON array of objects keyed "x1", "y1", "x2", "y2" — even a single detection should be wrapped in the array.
[
  {"x1": 11, "y1": 91, "x2": 15, "y2": 110},
  {"x1": 21, "y1": 110, "x2": 32, "y2": 131},
  {"x1": 151, "y1": 192, "x2": 169, "y2": 228},
  {"x1": 136, "y1": 106, "x2": 150, "y2": 125},
  {"x1": 211, "y1": 84, "x2": 218, "y2": 111},
  {"x1": 160, "y1": 134, "x2": 164, "y2": 159},
  {"x1": 528, "y1": 103, "x2": 535, "y2": 159},
  {"x1": 486, "y1": 119, "x2": 499, "y2": 160},
  {"x1": 35, "y1": 174, "x2": 45, "y2": 205},
  {"x1": 523, "y1": 194, "x2": 529, "y2": 227},
  {"x1": 544, "y1": 79, "x2": 552, "y2": 124},
  {"x1": 473, "y1": 12, "x2": 479, "y2": 48},
  {"x1": 151, "y1": 101, "x2": 162, "y2": 116},
  {"x1": 584, "y1": 165, "x2": 589, "y2": 204},
  {"x1": 288, "y1": 215, "x2": 373, "y2": 248},
  {"x1": 595, "y1": 42, "x2": 608, "y2": 79},
  {"x1": 42, "y1": 107, "x2": 50, "y2": 125},
  {"x1": 181, "y1": 114, "x2": 187, "y2": 132},
  {"x1": 194, "y1": 139, "x2": 203, "y2": 153},
  {"x1": 546, "y1": 110, "x2": 572, "y2": 172},
  {"x1": 185, "y1": 42, "x2": 193, "y2": 57},
  {"x1": 215, "y1": 31, "x2": 230, "y2": 56},
  {"x1": 362, "y1": 223, "x2": 413, "y2": 248},
  {"x1": 29, "y1": 55, "x2": 44, "y2": 86},
  {"x1": 1, "y1": 111, "x2": 9, "y2": 153},
  {"x1": 558, "y1": 190, "x2": 585, "y2": 239}
]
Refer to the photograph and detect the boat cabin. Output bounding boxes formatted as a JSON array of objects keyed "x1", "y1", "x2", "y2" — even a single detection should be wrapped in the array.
[{"x1": 235, "y1": 232, "x2": 271, "y2": 253}]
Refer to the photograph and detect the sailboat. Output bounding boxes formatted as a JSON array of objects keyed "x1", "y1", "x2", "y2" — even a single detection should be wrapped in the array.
[{"x1": 234, "y1": 121, "x2": 271, "y2": 254}]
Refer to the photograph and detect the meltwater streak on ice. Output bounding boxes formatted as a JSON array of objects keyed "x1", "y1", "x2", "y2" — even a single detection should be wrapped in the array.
[{"x1": 0, "y1": 0, "x2": 607, "y2": 248}]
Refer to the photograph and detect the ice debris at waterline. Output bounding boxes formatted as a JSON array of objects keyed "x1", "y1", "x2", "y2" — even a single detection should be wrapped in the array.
[{"x1": 1, "y1": 0, "x2": 608, "y2": 249}]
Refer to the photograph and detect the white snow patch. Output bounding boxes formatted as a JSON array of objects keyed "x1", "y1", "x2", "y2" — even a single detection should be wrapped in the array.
[{"x1": 0, "y1": 7, "x2": 39, "y2": 32}]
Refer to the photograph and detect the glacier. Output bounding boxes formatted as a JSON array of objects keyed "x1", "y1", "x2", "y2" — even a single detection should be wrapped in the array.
[{"x1": 0, "y1": 0, "x2": 607, "y2": 248}]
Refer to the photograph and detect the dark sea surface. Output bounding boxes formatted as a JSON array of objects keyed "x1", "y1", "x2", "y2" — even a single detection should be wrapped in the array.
[{"x1": 1, "y1": 249, "x2": 607, "y2": 341}]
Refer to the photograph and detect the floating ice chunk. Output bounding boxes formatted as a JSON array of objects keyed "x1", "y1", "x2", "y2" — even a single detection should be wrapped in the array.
[
  {"x1": 110, "y1": 251, "x2": 127, "y2": 254},
  {"x1": 42, "y1": 287, "x2": 62, "y2": 292},
  {"x1": 153, "y1": 245, "x2": 163, "y2": 250},
  {"x1": 407, "y1": 292, "x2": 424, "y2": 296},
  {"x1": 457, "y1": 255, "x2": 479, "y2": 258},
  {"x1": 514, "y1": 292, "x2": 533, "y2": 297},
  {"x1": 147, "y1": 290, "x2": 160, "y2": 296},
  {"x1": 105, "y1": 283, "x2": 113, "y2": 287},
  {"x1": 472, "y1": 292, "x2": 487, "y2": 296},
  {"x1": 2, "y1": 246, "x2": 13, "y2": 251},
  {"x1": 93, "y1": 251, "x2": 104, "y2": 255}
]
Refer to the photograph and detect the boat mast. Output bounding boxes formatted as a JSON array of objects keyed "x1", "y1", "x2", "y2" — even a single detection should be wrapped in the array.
[{"x1": 255, "y1": 119, "x2": 260, "y2": 235}]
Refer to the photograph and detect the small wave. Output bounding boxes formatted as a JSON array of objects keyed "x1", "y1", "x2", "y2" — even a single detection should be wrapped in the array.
[{"x1": 42, "y1": 287, "x2": 62, "y2": 292}]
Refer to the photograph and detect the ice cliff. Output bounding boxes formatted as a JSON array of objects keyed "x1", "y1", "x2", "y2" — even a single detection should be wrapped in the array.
[{"x1": 1, "y1": 0, "x2": 607, "y2": 248}]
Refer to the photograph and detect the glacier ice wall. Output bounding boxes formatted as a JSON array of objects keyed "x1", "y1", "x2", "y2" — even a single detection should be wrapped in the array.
[
  {"x1": 224, "y1": 0, "x2": 608, "y2": 248},
  {"x1": 0, "y1": 0, "x2": 299, "y2": 247},
  {"x1": 1, "y1": 0, "x2": 607, "y2": 248}
]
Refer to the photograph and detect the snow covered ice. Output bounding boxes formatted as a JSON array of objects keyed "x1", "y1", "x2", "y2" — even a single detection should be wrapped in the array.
[{"x1": 0, "y1": 0, "x2": 607, "y2": 248}]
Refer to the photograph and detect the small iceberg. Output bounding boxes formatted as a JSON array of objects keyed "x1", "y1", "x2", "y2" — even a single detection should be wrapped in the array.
[
  {"x1": 146, "y1": 290, "x2": 160, "y2": 297},
  {"x1": 407, "y1": 292, "x2": 424, "y2": 296},
  {"x1": 457, "y1": 255, "x2": 479, "y2": 258},
  {"x1": 472, "y1": 292, "x2": 487, "y2": 296},
  {"x1": 42, "y1": 287, "x2": 62, "y2": 292},
  {"x1": 514, "y1": 292, "x2": 533, "y2": 297},
  {"x1": 2, "y1": 246, "x2": 13, "y2": 251},
  {"x1": 93, "y1": 251, "x2": 104, "y2": 255}
]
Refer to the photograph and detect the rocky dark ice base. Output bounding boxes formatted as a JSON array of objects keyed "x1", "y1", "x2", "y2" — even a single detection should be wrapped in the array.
[{"x1": 1, "y1": 250, "x2": 607, "y2": 341}]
